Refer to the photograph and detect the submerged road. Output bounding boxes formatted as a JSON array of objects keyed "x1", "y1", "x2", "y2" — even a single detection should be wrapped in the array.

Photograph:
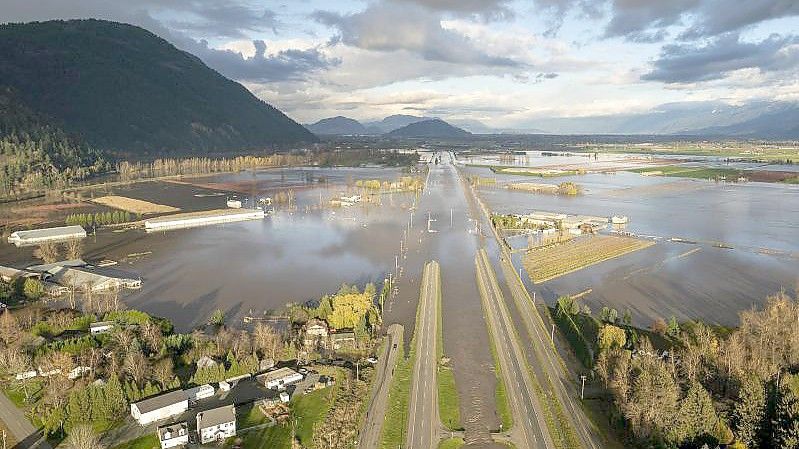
[
  {"x1": 406, "y1": 261, "x2": 441, "y2": 449},
  {"x1": 475, "y1": 249, "x2": 553, "y2": 449}
]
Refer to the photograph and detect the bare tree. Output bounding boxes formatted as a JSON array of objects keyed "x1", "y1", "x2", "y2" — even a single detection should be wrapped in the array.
[
  {"x1": 35, "y1": 242, "x2": 61, "y2": 264},
  {"x1": 124, "y1": 350, "x2": 148, "y2": 386},
  {"x1": 63, "y1": 239, "x2": 83, "y2": 260},
  {"x1": 66, "y1": 424, "x2": 103, "y2": 449},
  {"x1": 153, "y1": 358, "x2": 174, "y2": 389},
  {"x1": 252, "y1": 323, "x2": 281, "y2": 361}
]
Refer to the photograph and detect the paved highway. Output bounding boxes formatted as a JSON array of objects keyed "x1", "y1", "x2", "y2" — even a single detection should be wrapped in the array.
[
  {"x1": 406, "y1": 260, "x2": 441, "y2": 449},
  {"x1": 475, "y1": 249, "x2": 553, "y2": 449},
  {"x1": 500, "y1": 257, "x2": 601, "y2": 449},
  {"x1": 358, "y1": 323, "x2": 404, "y2": 449},
  {"x1": 0, "y1": 392, "x2": 52, "y2": 449}
]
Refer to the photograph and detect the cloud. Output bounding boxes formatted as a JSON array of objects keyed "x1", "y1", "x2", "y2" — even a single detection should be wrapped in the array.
[
  {"x1": 181, "y1": 39, "x2": 339, "y2": 82},
  {"x1": 388, "y1": 0, "x2": 515, "y2": 21},
  {"x1": 533, "y1": 0, "x2": 799, "y2": 41},
  {"x1": 642, "y1": 33, "x2": 799, "y2": 83},
  {"x1": 164, "y1": 2, "x2": 279, "y2": 38},
  {"x1": 312, "y1": 2, "x2": 521, "y2": 67}
]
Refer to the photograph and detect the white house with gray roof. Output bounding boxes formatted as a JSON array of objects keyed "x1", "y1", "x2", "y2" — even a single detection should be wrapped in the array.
[
  {"x1": 157, "y1": 422, "x2": 189, "y2": 449},
  {"x1": 131, "y1": 390, "x2": 189, "y2": 425},
  {"x1": 196, "y1": 405, "x2": 236, "y2": 444}
]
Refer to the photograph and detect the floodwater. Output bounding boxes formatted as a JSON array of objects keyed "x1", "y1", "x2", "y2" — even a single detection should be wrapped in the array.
[{"x1": 461, "y1": 154, "x2": 799, "y2": 327}]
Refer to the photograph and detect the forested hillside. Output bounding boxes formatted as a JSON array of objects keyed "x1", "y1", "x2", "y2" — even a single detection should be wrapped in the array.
[
  {"x1": 0, "y1": 19, "x2": 315, "y2": 155},
  {"x1": 0, "y1": 87, "x2": 108, "y2": 197}
]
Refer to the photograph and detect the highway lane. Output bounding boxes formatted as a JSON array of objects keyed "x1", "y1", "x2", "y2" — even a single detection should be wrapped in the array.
[
  {"x1": 475, "y1": 249, "x2": 553, "y2": 449},
  {"x1": 0, "y1": 391, "x2": 52, "y2": 449},
  {"x1": 458, "y1": 156, "x2": 602, "y2": 449},
  {"x1": 358, "y1": 323, "x2": 404, "y2": 449},
  {"x1": 406, "y1": 260, "x2": 441, "y2": 449},
  {"x1": 500, "y1": 257, "x2": 601, "y2": 449}
]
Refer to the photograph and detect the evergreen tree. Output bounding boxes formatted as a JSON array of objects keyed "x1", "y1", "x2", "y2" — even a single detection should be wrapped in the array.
[
  {"x1": 773, "y1": 383, "x2": 799, "y2": 449},
  {"x1": 672, "y1": 382, "x2": 717, "y2": 444},
  {"x1": 734, "y1": 377, "x2": 766, "y2": 448}
]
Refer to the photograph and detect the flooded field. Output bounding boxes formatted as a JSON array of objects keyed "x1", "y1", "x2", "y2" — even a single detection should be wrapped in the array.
[{"x1": 462, "y1": 153, "x2": 799, "y2": 327}]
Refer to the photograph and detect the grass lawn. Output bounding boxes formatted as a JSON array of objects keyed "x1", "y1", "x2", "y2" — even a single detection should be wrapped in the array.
[
  {"x1": 484, "y1": 318, "x2": 513, "y2": 432},
  {"x1": 109, "y1": 434, "x2": 159, "y2": 449},
  {"x1": 291, "y1": 385, "x2": 338, "y2": 447},
  {"x1": 629, "y1": 165, "x2": 742, "y2": 180},
  {"x1": 233, "y1": 425, "x2": 292, "y2": 449},
  {"x1": 438, "y1": 437, "x2": 465, "y2": 449},
  {"x1": 237, "y1": 404, "x2": 270, "y2": 430}
]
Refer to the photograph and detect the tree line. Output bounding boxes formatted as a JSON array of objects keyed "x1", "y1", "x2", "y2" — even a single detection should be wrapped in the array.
[
  {"x1": 586, "y1": 292, "x2": 799, "y2": 449},
  {"x1": 65, "y1": 211, "x2": 137, "y2": 228}
]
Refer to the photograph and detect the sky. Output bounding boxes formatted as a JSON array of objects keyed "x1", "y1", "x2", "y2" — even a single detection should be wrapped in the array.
[{"x1": 2, "y1": 0, "x2": 798, "y2": 130}]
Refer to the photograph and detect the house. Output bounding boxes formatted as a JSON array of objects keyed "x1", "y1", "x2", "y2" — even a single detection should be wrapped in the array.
[
  {"x1": 28, "y1": 260, "x2": 142, "y2": 292},
  {"x1": 196, "y1": 405, "x2": 236, "y2": 444},
  {"x1": 0, "y1": 265, "x2": 37, "y2": 283},
  {"x1": 90, "y1": 321, "x2": 115, "y2": 335},
  {"x1": 67, "y1": 366, "x2": 92, "y2": 380},
  {"x1": 157, "y1": 422, "x2": 189, "y2": 449},
  {"x1": 303, "y1": 319, "x2": 329, "y2": 348},
  {"x1": 256, "y1": 367, "x2": 303, "y2": 390},
  {"x1": 185, "y1": 384, "x2": 215, "y2": 402},
  {"x1": 329, "y1": 331, "x2": 356, "y2": 349},
  {"x1": 130, "y1": 390, "x2": 189, "y2": 426},
  {"x1": 15, "y1": 370, "x2": 37, "y2": 381}
]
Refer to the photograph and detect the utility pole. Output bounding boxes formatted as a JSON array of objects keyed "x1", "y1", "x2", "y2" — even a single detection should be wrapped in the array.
[
  {"x1": 450, "y1": 208, "x2": 453, "y2": 227},
  {"x1": 551, "y1": 324, "x2": 555, "y2": 342},
  {"x1": 580, "y1": 375, "x2": 587, "y2": 400}
]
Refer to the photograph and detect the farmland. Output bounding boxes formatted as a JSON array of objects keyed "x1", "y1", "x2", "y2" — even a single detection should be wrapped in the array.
[
  {"x1": 629, "y1": 165, "x2": 799, "y2": 183},
  {"x1": 523, "y1": 235, "x2": 655, "y2": 283},
  {"x1": 91, "y1": 195, "x2": 180, "y2": 214}
]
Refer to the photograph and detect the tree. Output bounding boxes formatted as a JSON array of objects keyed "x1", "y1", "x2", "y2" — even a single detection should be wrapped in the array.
[
  {"x1": 651, "y1": 318, "x2": 668, "y2": 336},
  {"x1": 209, "y1": 309, "x2": 225, "y2": 326},
  {"x1": 253, "y1": 323, "x2": 281, "y2": 361},
  {"x1": 66, "y1": 424, "x2": 103, "y2": 449},
  {"x1": 600, "y1": 307, "x2": 618, "y2": 323},
  {"x1": 773, "y1": 382, "x2": 799, "y2": 449},
  {"x1": 623, "y1": 309, "x2": 632, "y2": 326},
  {"x1": 64, "y1": 239, "x2": 83, "y2": 260},
  {"x1": 153, "y1": 358, "x2": 174, "y2": 389},
  {"x1": 36, "y1": 242, "x2": 61, "y2": 263},
  {"x1": 734, "y1": 376, "x2": 766, "y2": 448},
  {"x1": 597, "y1": 325, "x2": 627, "y2": 352},
  {"x1": 667, "y1": 316, "x2": 681, "y2": 338},
  {"x1": 672, "y1": 382, "x2": 717, "y2": 444},
  {"x1": 23, "y1": 278, "x2": 45, "y2": 300}
]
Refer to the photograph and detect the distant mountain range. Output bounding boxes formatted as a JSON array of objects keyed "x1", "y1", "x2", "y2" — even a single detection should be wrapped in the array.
[
  {"x1": 307, "y1": 101, "x2": 799, "y2": 139},
  {"x1": 306, "y1": 115, "x2": 472, "y2": 138},
  {"x1": 0, "y1": 19, "x2": 315, "y2": 155},
  {"x1": 526, "y1": 101, "x2": 799, "y2": 138}
]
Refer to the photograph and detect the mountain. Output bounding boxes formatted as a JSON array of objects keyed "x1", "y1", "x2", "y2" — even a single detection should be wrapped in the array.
[
  {"x1": 386, "y1": 119, "x2": 472, "y2": 138},
  {"x1": 0, "y1": 19, "x2": 315, "y2": 154},
  {"x1": 0, "y1": 86, "x2": 108, "y2": 195},
  {"x1": 306, "y1": 116, "x2": 370, "y2": 135},
  {"x1": 365, "y1": 114, "x2": 430, "y2": 133},
  {"x1": 686, "y1": 103, "x2": 799, "y2": 139},
  {"x1": 525, "y1": 100, "x2": 799, "y2": 138}
]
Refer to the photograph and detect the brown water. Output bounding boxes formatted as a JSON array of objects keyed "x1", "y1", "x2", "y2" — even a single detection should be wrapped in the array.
[{"x1": 462, "y1": 155, "x2": 799, "y2": 327}]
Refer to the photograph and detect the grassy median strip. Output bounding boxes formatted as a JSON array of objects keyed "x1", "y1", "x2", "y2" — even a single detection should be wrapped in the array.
[
  {"x1": 435, "y1": 263, "x2": 463, "y2": 432},
  {"x1": 476, "y1": 257, "x2": 513, "y2": 432},
  {"x1": 379, "y1": 263, "x2": 432, "y2": 449}
]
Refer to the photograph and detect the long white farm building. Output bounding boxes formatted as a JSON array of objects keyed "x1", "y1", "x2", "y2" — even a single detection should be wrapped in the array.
[
  {"x1": 144, "y1": 208, "x2": 265, "y2": 232},
  {"x1": 8, "y1": 225, "x2": 86, "y2": 246}
]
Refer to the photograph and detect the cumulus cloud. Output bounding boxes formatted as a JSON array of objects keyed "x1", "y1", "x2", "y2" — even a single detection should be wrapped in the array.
[
  {"x1": 312, "y1": 2, "x2": 520, "y2": 67},
  {"x1": 642, "y1": 33, "x2": 799, "y2": 83}
]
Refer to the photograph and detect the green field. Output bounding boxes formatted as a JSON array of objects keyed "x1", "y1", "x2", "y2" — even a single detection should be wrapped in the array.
[
  {"x1": 292, "y1": 386, "x2": 338, "y2": 446},
  {"x1": 629, "y1": 165, "x2": 743, "y2": 179},
  {"x1": 578, "y1": 144, "x2": 799, "y2": 163},
  {"x1": 110, "y1": 434, "x2": 159, "y2": 449},
  {"x1": 235, "y1": 425, "x2": 292, "y2": 449},
  {"x1": 484, "y1": 317, "x2": 513, "y2": 431}
]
